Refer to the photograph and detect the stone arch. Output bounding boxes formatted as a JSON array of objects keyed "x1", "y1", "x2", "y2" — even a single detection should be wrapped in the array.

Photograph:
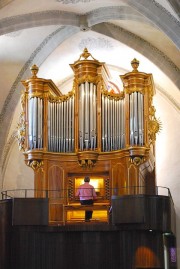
[
  {"x1": 92, "y1": 23, "x2": 180, "y2": 88},
  {"x1": 0, "y1": 1, "x2": 179, "y2": 48}
]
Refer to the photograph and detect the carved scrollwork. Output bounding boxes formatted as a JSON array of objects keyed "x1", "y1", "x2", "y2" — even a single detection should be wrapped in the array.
[
  {"x1": 75, "y1": 74, "x2": 101, "y2": 85},
  {"x1": 101, "y1": 87, "x2": 125, "y2": 100},
  {"x1": 16, "y1": 112, "x2": 26, "y2": 151},
  {"x1": 148, "y1": 105, "x2": 162, "y2": 144},
  {"x1": 78, "y1": 159, "x2": 96, "y2": 169},
  {"x1": 48, "y1": 88, "x2": 75, "y2": 103},
  {"x1": 16, "y1": 92, "x2": 27, "y2": 151},
  {"x1": 77, "y1": 151, "x2": 98, "y2": 169},
  {"x1": 27, "y1": 160, "x2": 43, "y2": 170},
  {"x1": 130, "y1": 156, "x2": 145, "y2": 166}
]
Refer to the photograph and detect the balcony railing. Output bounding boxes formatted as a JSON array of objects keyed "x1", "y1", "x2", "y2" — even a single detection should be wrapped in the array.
[{"x1": 1, "y1": 185, "x2": 173, "y2": 203}]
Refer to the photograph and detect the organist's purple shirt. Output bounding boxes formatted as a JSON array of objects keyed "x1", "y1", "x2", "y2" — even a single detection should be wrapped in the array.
[{"x1": 76, "y1": 182, "x2": 97, "y2": 200}]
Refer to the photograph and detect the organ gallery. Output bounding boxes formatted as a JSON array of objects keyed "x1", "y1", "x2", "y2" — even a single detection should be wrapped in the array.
[{"x1": 10, "y1": 48, "x2": 176, "y2": 268}]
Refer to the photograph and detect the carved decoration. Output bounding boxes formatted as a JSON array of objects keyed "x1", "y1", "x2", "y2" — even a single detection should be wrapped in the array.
[
  {"x1": 78, "y1": 159, "x2": 96, "y2": 169},
  {"x1": 131, "y1": 58, "x2": 139, "y2": 72},
  {"x1": 30, "y1": 64, "x2": 39, "y2": 78},
  {"x1": 130, "y1": 156, "x2": 145, "y2": 166},
  {"x1": 16, "y1": 92, "x2": 26, "y2": 151},
  {"x1": 48, "y1": 88, "x2": 75, "y2": 102},
  {"x1": 148, "y1": 106, "x2": 162, "y2": 144},
  {"x1": 27, "y1": 160, "x2": 44, "y2": 170},
  {"x1": 101, "y1": 87, "x2": 125, "y2": 100},
  {"x1": 77, "y1": 47, "x2": 98, "y2": 61},
  {"x1": 77, "y1": 151, "x2": 98, "y2": 169},
  {"x1": 122, "y1": 59, "x2": 146, "y2": 95},
  {"x1": 74, "y1": 74, "x2": 101, "y2": 85}
]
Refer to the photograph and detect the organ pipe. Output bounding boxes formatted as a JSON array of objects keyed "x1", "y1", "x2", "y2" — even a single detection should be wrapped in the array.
[
  {"x1": 28, "y1": 97, "x2": 43, "y2": 150},
  {"x1": 47, "y1": 95, "x2": 75, "y2": 153},
  {"x1": 101, "y1": 92, "x2": 125, "y2": 152},
  {"x1": 129, "y1": 92, "x2": 144, "y2": 146},
  {"x1": 93, "y1": 85, "x2": 97, "y2": 149},
  {"x1": 28, "y1": 97, "x2": 33, "y2": 149},
  {"x1": 71, "y1": 95, "x2": 75, "y2": 150},
  {"x1": 78, "y1": 82, "x2": 97, "y2": 151}
]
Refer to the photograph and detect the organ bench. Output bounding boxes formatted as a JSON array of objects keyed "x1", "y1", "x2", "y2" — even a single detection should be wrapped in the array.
[{"x1": 63, "y1": 203, "x2": 110, "y2": 224}]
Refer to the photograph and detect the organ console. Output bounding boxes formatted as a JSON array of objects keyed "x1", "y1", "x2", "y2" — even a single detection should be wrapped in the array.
[{"x1": 17, "y1": 48, "x2": 160, "y2": 224}]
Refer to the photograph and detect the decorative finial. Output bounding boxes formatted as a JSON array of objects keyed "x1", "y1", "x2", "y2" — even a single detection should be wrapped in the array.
[
  {"x1": 81, "y1": 48, "x2": 91, "y2": 59},
  {"x1": 30, "y1": 64, "x2": 39, "y2": 78},
  {"x1": 131, "y1": 58, "x2": 139, "y2": 72},
  {"x1": 77, "y1": 48, "x2": 97, "y2": 61}
]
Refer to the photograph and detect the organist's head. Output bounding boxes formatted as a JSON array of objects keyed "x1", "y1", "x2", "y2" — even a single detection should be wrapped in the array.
[{"x1": 84, "y1": 176, "x2": 90, "y2": 183}]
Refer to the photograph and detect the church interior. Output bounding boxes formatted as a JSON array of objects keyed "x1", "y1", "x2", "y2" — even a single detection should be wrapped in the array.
[{"x1": 0, "y1": 1, "x2": 179, "y2": 269}]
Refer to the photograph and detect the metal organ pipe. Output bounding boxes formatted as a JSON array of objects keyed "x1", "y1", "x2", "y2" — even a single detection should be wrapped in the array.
[
  {"x1": 38, "y1": 98, "x2": 43, "y2": 149},
  {"x1": 101, "y1": 94, "x2": 125, "y2": 152},
  {"x1": 33, "y1": 97, "x2": 37, "y2": 149},
  {"x1": 52, "y1": 100, "x2": 55, "y2": 151},
  {"x1": 54, "y1": 102, "x2": 56, "y2": 151},
  {"x1": 78, "y1": 82, "x2": 97, "y2": 151},
  {"x1": 116, "y1": 99, "x2": 119, "y2": 149},
  {"x1": 101, "y1": 95, "x2": 105, "y2": 151},
  {"x1": 90, "y1": 84, "x2": 97, "y2": 150},
  {"x1": 121, "y1": 98, "x2": 125, "y2": 148},
  {"x1": 93, "y1": 85, "x2": 97, "y2": 149},
  {"x1": 71, "y1": 95, "x2": 75, "y2": 150},
  {"x1": 57, "y1": 102, "x2": 59, "y2": 152},
  {"x1": 130, "y1": 93, "x2": 134, "y2": 145},
  {"x1": 112, "y1": 99, "x2": 115, "y2": 150},
  {"x1": 63, "y1": 101, "x2": 65, "y2": 152},
  {"x1": 89, "y1": 83, "x2": 93, "y2": 149},
  {"x1": 47, "y1": 95, "x2": 74, "y2": 153},
  {"x1": 107, "y1": 98, "x2": 110, "y2": 151},
  {"x1": 79, "y1": 84, "x2": 84, "y2": 151},
  {"x1": 104, "y1": 96, "x2": 108, "y2": 151},
  {"x1": 60, "y1": 100, "x2": 63, "y2": 151},
  {"x1": 84, "y1": 82, "x2": 89, "y2": 150},
  {"x1": 138, "y1": 92, "x2": 144, "y2": 145},
  {"x1": 48, "y1": 101, "x2": 50, "y2": 150},
  {"x1": 114, "y1": 99, "x2": 117, "y2": 149},
  {"x1": 68, "y1": 96, "x2": 71, "y2": 152},
  {"x1": 133, "y1": 92, "x2": 138, "y2": 145},
  {"x1": 129, "y1": 92, "x2": 144, "y2": 146},
  {"x1": 28, "y1": 97, "x2": 33, "y2": 149},
  {"x1": 65, "y1": 99, "x2": 68, "y2": 152},
  {"x1": 28, "y1": 97, "x2": 43, "y2": 150},
  {"x1": 118, "y1": 100, "x2": 121, "y2": 148},
  {"x1": 109, "y1": 98, "x2": 112, "y2": 150}
]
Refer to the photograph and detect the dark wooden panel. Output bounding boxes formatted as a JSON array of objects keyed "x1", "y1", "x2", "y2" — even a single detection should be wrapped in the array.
[
  {"x1": 0, "y1": 199, "x2": 12, "y2": 269},
  {"x1": 111, "y1": 195, "x2": 174, "y2": 233},
  {"x1": 12, "y1": 198, "x2": 48, "y2": 225},
  {"x1": 10, "y1": 227, "x2": 165, "y2": 269},
  {"x1": 112, "y1": 195, "x2": 145, "y2": 223}
]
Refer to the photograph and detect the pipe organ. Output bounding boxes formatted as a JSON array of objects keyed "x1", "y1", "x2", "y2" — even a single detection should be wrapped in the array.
[{"x1": 18, "y1": 48, "x2": 160, "y2": 224}]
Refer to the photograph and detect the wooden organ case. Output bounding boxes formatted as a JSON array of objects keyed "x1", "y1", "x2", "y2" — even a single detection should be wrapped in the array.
[{"x1": 18, "y1": 48, "x2": 160, "y2": 225}]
